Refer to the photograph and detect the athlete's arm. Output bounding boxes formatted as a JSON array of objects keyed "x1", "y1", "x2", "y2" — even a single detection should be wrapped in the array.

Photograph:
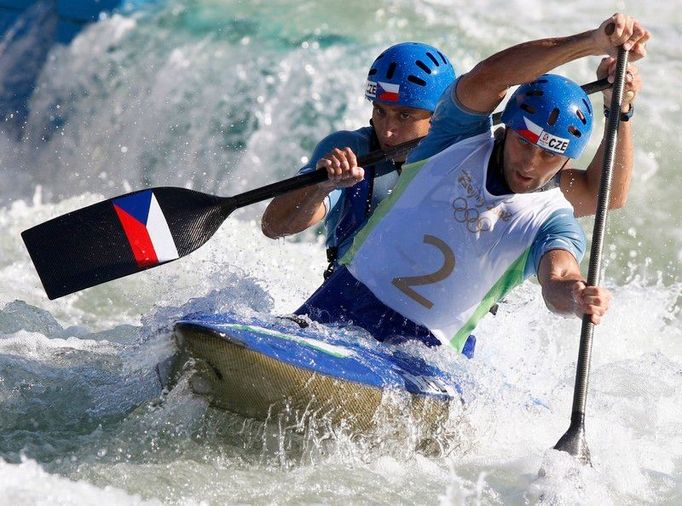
[
  {"x1": 261, "y1": 183, "x2": 333, "y2": 239},
  {"x1": 405, "y1": 80, "x2": 491, "y2": 163},
  {"x1": 455, "y1": 13, "x2": 649, "y2": 115},
  {"x1": 528, "y1": 209, "x2": 610, "y2": 324},
  {"x1": 261, "y1": 121, "x2": 368, "y2": 241},
  {"x1": 560, "y1": 58, "x2": 641, "y2": 217},
  {"x1": 537, "y1": 249, "x2": 611, "y2": 324}
]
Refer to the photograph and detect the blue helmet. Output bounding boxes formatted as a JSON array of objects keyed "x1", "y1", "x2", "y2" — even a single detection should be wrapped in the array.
[
  {"x1": 364, "y1": 42, "x2": 455, "y2": 112},
  {"x1": 501, "y1": 74, "x2": 594, "y2": 159}
]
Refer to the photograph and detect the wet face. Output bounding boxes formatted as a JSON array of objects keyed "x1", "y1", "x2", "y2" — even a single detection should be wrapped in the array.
[
  {"x1": 371, "y1": 103, "x2": 432, "y2": 161},
  {"x1": 502, "y1": 129, "x2": 569, "y2": 193}
]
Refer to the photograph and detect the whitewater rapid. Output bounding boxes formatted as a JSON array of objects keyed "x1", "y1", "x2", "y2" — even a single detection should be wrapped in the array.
[{"x1": 1, "y1": 0, "x2": 681, "y2": 504}]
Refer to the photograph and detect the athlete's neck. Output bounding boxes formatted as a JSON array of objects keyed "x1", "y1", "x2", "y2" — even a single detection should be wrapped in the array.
[{"x1": 486, "y1": 134, "x2": 512, "y2": 196}]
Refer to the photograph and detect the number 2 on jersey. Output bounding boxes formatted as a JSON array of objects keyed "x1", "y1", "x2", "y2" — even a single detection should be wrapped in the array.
[{"x1": 391, "y1": 234, "x2": 455, "y2": 309}]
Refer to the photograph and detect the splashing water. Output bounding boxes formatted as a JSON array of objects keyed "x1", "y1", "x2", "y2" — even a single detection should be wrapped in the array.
[{"x1": 1, "y1": 0, "x2": 681, "y2": 504}]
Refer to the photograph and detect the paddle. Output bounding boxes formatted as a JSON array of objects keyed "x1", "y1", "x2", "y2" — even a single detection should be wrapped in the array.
[
  {"x1": 21, "y1": 139, "x2": 423, "y2": 300},
  {"x1": 553, "y1": 48, "x2": 630, "y2": 465},
  {"x1": 22, "y1": 78, "x2": 610, "y2": 300}
]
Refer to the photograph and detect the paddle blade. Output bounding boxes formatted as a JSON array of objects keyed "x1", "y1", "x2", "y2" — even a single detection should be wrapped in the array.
[
  {"x1": 554, "y1": 420, "x2": 591, "y2": 465},
  {"x1": 22, "y1": 187, "x2": 232, "y2": 299}
]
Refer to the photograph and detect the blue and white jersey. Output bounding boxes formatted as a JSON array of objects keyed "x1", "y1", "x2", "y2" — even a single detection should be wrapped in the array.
[
  {"x1": 407, "y1": 78, "x2": 585, "y2": 279},
  {"x1": 296, "y1": 85, "x2": 586, "y2": 351},
  {"x1": 341, "y1": 133, "x2": 584, "y2": 351}
]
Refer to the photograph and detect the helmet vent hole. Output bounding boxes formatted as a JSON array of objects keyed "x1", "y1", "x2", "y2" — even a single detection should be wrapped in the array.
[
  {"x1": 548, "y1": 108, "x2": 560, "y2": 126},
  {"x1": 426, "y1": 52, "x2": 440, "y2": 67},
  {"x1": 582, "y1": 98, "x2": 592, "y2": 114},
  {"x1": 576, "y1": 109, "x2": 587, "y2": 125},
  {"x1": 368, "y1": 68, "x2": 377, "y2": 76},
  {"x1": 386, "y1": 62, "x2": 397, "y2": 79},
  {"x1": 416, "y1": 60, "x2": 432, "y2": 74},
  {"x1": 527, "y1": 90, "x2": 544, "y2": 97},
  {"x1": 407, "y1": 75, "x2": 427, "y2": 86},
  {"x1": 568, "y1": 126, "x2": 582, "y2": 138},
  {"x1": 521, "y1": 103, "x2": 535, "y2": 114},
  {"x1": 437, "y1": 51, "x2": 448, "y2": 64}
]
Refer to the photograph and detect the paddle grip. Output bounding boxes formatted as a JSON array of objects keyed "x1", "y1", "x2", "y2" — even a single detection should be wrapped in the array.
[{"x1": 230, "y1": 138, "x2": 422, "y2": 209}]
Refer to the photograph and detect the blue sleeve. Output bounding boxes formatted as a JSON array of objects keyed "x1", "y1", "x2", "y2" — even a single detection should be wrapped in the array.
[
  {"x1": 406, "y1": 78, "x2": 493, "y2": 163},
  {"x1": 526, "y1": 208, "x2": 587, "y2": 278},
  {"x1": 296, "y1": 129, "x2": 372, "y2": 216}
]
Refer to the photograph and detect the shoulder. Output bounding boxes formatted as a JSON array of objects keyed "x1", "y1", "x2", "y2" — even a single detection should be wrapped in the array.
[
  {"x1": 407, "y1": 79, "x2": 492, "y2": 163},
  {"x1": 315, "y1": 127, "x2": 374, "y2": 154},
  {"x1": 431, "y1": 78, "x2": 492, "y2": 124},
  {"x1": 536, "y1": 208, "x2": 585, "y2": 244},
  {"x1": 299, "y1": 127, "x2": 373, "y2": 175}
]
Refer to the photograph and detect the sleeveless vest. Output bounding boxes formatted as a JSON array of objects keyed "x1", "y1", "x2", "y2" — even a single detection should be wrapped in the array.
[{"x1": 341, "y1": 132, "x2": 574, "y2": 351}]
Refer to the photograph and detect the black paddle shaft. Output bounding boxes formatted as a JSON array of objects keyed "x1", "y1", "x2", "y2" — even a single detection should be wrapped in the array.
[
  {"x1": 554, "y1": 47, "x2": 630, "y2": 464},
  {"x1": 229, "y1": 136, "x2": 421, "y2": 209}
]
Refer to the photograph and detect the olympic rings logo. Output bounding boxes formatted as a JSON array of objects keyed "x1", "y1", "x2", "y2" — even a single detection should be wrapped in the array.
[{"x1": 452, "y1": 197, "x2": 492, "y2": 233}]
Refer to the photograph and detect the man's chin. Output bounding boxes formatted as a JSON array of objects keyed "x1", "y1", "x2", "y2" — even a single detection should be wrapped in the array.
[
  {"x1": 509, "y1": 172, "x2": 551, "y2": 194},
  {"x1": 518, "y1": 181, "x2": 552, "y2": 194},
  {"x1": 508, "y1": 175, "x2": 533, "y2": 194}
]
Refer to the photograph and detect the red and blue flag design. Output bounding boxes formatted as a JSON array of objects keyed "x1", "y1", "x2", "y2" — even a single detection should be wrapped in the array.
[
  {"x1": 113, "y1": 191, "x2": 179, "y2": 268},
  {"x1": 518, "y1": 117, "x2": 544, "y2": 144},
  {"x1": 377, "y1": 81, "x2": 400, "y2": 102},
  {"x1": 517, "y1": 116, "x2": 570, "y2": 154}
]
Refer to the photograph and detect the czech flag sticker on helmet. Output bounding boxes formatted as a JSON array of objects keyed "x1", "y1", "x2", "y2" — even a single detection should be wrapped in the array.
[
  {"x1": 113, "y1": 190, "x2": 179, "y2": 268},
  {"x1": 376, "y1": 81, "x2": 400, "y2": 102},
  {"x1": 518, "y1": 117, "x2": 570, "y2": 155},
  {"x1": 366, "y1": 80, "x2": 401, "y2": 102}
]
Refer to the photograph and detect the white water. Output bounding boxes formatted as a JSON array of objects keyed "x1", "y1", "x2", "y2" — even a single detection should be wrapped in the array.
[{"x1": 1, "y1": 0, "x2": 681, "y2": 504}]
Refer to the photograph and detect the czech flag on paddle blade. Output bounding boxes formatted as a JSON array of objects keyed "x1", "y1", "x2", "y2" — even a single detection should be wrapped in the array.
[
  {"x1": 377, "y1": 81, "x2": 400, "y2": 102},
  {"x1": 113, "y1": 191, "x2": 179, "y2": 268},
  {"x1": 517, "y1": 117, "x2": 544, "y2": 144}
]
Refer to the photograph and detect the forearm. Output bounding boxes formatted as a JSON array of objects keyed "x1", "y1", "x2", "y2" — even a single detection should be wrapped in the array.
[
  {"x1": 457, "y1": 31, "x2": 599, "y2": 112},
  {"x1": 588, "y1": 118, "x2": 633, "y2": 209},
  {"x1": 456, "y1": 13, "x2": 650, "y2": 114},
  {"x1": 261, "y1": 146, "x2": 366, "y2": 239},
  {"x1": 477, "y1": 32, "x2": 595, "y2": 86},
  {"x1": 537, "y1": 249, "x2": 611, "y2": 324},
  {"x1": 541, "y1": 275, "x2": 584, "y2": 317},
  {"x1": 261, "y1": 184, "x2": 330, "y2": 239},
  {"x1": 564, "y1": 119, "x2": 633, "y2": 216},
  {"x1": 538, "y1": 249, "x2": 585, "y2": 318}
]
